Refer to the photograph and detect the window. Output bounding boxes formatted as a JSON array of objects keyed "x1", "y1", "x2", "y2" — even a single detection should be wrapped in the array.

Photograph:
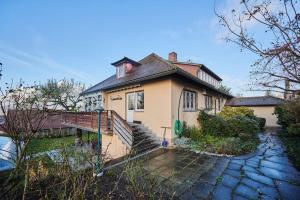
[
  {"x1": 217, "y1": 98, "x2": 221, "y2": 111},
  {"x1": 127, "y1": 91, "x2": 144, "y2": 111},
  {"x1": 116, "y1": 64, "x2": 125, "y2": 78},
  {"x1": 205, "y1": 95, "x2": 212, "y2": 110},
  {"x1": 183, "y1": 90, "x2": 196, "y2": 111},
  {"x1": 136, "y1": 91, "x2": 144, "y2": 110}
]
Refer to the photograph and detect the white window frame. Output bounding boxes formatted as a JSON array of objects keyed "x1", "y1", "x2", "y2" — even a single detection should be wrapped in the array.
[
  {"x1": 183, "y1": 90, "x2": 197, "y2": 111},
  {"x1": 116, "y1": 64, "x2": 125, "y2": 78},
  {"x1": 205, "y1": 95, "x2": 213, "y2": 110},
  {"x1": 135, "y1": 91, "x2": 144, "y2": 111}
]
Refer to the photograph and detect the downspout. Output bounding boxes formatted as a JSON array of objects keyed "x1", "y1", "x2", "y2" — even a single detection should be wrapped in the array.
[
  {"x1": 177, "y1": 88, "x2": 185, "y2": 121},
  {"x1": 175, "y1": 87, "x2": 186, "y2": 138}
]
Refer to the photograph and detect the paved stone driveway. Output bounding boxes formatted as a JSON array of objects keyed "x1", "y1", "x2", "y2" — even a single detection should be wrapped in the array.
[{"x1": 142, "y1": 130, "x2": 300, "y2": 200}]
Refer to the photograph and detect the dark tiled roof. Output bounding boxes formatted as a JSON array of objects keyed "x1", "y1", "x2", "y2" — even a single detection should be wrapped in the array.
[
  {"x1": 172, "y1": 61, "x2": 222, "y2": 81},
  {"x1": 225, "y1": 96, "x2": 285, "y2": 106},
  {"x1": 111, "y1": 57, "x2": 141, "y2": 66},
  {"x1": 81, "y1": 53, "x2": 233, "y2": 97}
]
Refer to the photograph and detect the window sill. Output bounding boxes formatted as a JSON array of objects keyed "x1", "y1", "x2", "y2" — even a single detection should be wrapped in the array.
[
  {"x1": 135, "y1": 109, "x2": 144, "y2": 112},
  {"x1": 183, "y1": 110, "x2": 197, "y2": 112}
]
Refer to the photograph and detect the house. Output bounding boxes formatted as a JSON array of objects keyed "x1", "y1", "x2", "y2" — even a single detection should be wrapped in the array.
[
  {"x1": 225, "y1": 96, "x2": 285, "y2": 127},
  {"x1": 81, "y1": 52, "x2": 233, "y2": 145}
]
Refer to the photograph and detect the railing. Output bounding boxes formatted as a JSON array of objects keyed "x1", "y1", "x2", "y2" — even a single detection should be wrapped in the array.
[
  {"x1": 61, "y1": 110, "x2": 133, "y2": 149},
  {"x1": 111, "y1": 110, "x2": 133, "y2": 149},
  {"x1": 61, "y1": 111, "x2": 111, "y2": 133}
]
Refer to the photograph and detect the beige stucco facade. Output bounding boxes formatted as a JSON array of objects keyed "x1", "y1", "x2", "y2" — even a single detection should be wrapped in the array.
[
  {"x1": 99, "y1": 77, "x2": 229, "y2": 145},
  {"x1": 171, "y1": 78, "x2": 227, "y2": 133},
  {"x1": 102, "y1": 134, "x2": 128, "y2": 159},
  {"x1": 103, "y1": 78, "x2": 173, "y2": 143},
  {"x1": 245, "y1": 106, "x2": 279, "y2": 127}
]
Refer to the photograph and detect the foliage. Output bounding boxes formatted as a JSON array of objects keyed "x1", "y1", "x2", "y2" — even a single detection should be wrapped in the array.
[
  {"x1": 27, "y1": 133, "x2": 98, "y2": 154},
  {"x1": 226, "y1": 116, "x2": 259, "y2": 139},
  {"x1": 274, "y1": 104, "x2": 296, "y2": 129},
  {"x1": 0, "y1": 81, "x2": 54, "y2": 183},
  {"x1": 187, "y1": 110, "x2": 260, "y2": 155},
  {"x1": 216, "y1": 0, "x2": 300, "y2": 93},
  {"x1": 189, "y1": 132, "x2": 259, "y2": 155},
  {"x1": 218, "y1": 85, "x2": 232, "y2": 95},
  {"x1": 198, "y1": 110, "x2": 259, "y2": 139},
  {"x1": 257, "y1": 117, "x2": 266, "y2": 130},
  {"x1": 274, "y1": 98, "x2": 300, "y2": 135},
  {"x1": 219, "y1": 106, "x2": 255, "y2": 119},
  {"x1": 287, "y1": 123, "x2": 300, "y2": 137},
  {"x1": 280, "y1": 133, "x2": 300, "y2": 170},
  {"x1": 40, "y1": 78, "x2": 85, "y2": 111},
  {"x1": 1, "y1": 144, "x2": 169, "y2": 200}
]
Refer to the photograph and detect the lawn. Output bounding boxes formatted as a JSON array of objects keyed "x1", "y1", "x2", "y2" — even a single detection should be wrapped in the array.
[
  {"x1": 189, "y1": 134, "x2": 259, "y2": 155},
  {"x1": 280, "y1": 135, "x2": 300, "y2": 170},
  {"x1": 27, "y1": 133, "x2": 98, "y2": 154}
]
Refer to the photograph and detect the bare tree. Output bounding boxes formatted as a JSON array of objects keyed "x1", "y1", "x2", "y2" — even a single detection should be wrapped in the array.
[
  {"x1": 40, "y1": 78, "x2": 85, "y2": 111},
  {"x1": 0, "y1": 67, "x2": 55, "y2": 198},
  {"x1": 0, "y1": 86, "x2": 50, "y2": 164},
  {"x1": 215, "y1": 0, "x2": 300, "y2": 94}
]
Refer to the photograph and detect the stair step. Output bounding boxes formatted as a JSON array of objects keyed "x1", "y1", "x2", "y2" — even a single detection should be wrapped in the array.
[
  {"x1": 133, "y1": 138, "x2": 155, "y2": 146},
  {"x1": 128, "y1": 122, "x2": 160, "y2": 155}
]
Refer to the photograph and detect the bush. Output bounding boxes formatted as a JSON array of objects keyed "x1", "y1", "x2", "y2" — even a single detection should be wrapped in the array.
[
  {"x1": 219, "y1": 106, "x2": 255, "y2": 119},
  {"x1": 227, "y1": 116, "x2": 259, "y2": 139},
  {"x1": 182, "y1": 121, "x2": 188, "y2": 137},
  {"x1": 274, "y1": 104, "x2": 296, "y2": 129},
  {"x1": 198, "y1": 111, "x2": 259, "y2": 139},
  {"x1": 257, "y1": 117, "x2": 266, "y2": 130},
  {"x1": 287, "y1": 123, "x2": 300, "y2": 137},
  {"x1": 190, "y1": 135, "x2": 259, "y2": 155}
]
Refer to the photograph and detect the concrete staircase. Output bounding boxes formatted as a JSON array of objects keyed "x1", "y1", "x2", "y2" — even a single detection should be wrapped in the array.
[{"x1": 128, "y1": 123, "x2": 160, "y2": 155}]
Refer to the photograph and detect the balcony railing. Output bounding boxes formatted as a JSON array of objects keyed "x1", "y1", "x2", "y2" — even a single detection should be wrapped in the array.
[{"x1": 61, "y1": 110, "x2": 133, "y2": 149}]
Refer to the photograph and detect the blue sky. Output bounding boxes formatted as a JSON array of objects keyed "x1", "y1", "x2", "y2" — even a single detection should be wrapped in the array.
[{"x1": 0, "y1": 0, "x2": 261, "y2": 96}]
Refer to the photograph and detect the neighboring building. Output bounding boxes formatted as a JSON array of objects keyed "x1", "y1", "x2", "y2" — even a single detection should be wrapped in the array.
[
  {"x1": 81, "y1": 52, "x2": 233, "y2": 144},
  {"x1": 225, "y1": 96, "x2": 285, "y2": 127}
]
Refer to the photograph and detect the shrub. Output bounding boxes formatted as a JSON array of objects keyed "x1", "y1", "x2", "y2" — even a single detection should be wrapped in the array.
[
  {"x1": 274, "y1": 104, "x2": 296, "y2": 129},
  {"x1": 275, "y1": 98, "x2": 300, "y2": 126},
  {"x1": 257, "y1": 117, "x2": 266, "y2": 130},
  {"x1": 287, "y1": 123, "x2": 300, "y2": 137},
  {"x1": 188, "y1": 126, "x2": 202, "y2": 141},
  {"x1": 198, "y1": 111, "x2": 259, "y2": 139},
  {"x1": 191, "y1": 135, "x2": 259, "y2": 155},
  {"x1": 182, "y1": 121, "x2": 189, "y2": 138},
  {"x1": 227, "y1": 116, "x2": 259, "y2": 139},
  {"x1": 219, "y1": 106, "x2": 255, "y2": 119}
]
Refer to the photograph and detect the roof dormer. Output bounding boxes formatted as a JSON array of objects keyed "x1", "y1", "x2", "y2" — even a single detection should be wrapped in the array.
[{"x1": 111, "y1": 57, "x2": 141, "y2": 78}]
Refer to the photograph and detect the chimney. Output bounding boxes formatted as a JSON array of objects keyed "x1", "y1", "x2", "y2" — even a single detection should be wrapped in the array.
[{"x1": 168, "y1": 52, "x2": 177, "y2": 62}]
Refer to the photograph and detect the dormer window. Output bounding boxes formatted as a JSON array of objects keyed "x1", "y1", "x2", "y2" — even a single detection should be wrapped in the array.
[
  {"x1": 111, "y1": 57, "x2": 141, "y2": 79},
  {"x1": 116, "y1": 64, "x2": 125, "y2": 78}
]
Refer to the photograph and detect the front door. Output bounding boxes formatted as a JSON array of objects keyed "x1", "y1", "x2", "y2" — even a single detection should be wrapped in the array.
[{"x1": 126, "y1": 93, "x2": 135, "y2": 123}]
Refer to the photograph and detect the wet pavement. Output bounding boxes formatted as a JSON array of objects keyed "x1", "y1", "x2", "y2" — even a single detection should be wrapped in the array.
[{"x1": 142, "y1": 130, "x2": 300, "y2": 199}]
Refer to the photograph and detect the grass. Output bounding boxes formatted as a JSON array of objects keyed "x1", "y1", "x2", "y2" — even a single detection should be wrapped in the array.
[
  {"x1": 189, "y1": 133, "x2": 259, "y2": 155},
  {"x1": 27, "y1": 133, "x2": 98, "y2": 154},
  {"x1": 279, "y1": 133, "x2": 300, "y2": 170}
]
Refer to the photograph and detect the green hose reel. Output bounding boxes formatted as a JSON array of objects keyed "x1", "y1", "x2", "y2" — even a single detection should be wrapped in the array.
[{"x1": 174, "y1": 120, "x2": 183, "y2": 138}]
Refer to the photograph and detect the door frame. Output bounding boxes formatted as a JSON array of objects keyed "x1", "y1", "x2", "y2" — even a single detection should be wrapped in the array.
[{"x1": 126, "y1": 92, "x2": 135, "y2": 123}]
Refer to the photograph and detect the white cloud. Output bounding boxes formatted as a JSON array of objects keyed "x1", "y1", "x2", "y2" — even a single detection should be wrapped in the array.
[
  {"x1": 0, "y1": 51, "x2": 33, "y2": 67},
  {"x1": 0, "y1": 41, "x2": 92, "y2": 81}
]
